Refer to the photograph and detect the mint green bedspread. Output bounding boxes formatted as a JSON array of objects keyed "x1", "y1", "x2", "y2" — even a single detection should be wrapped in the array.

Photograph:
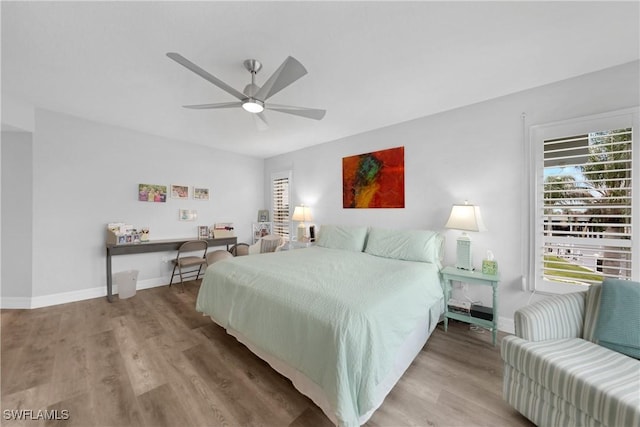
[{"x1": 196, "y1": 246, "x2": 444, "y2": 426}]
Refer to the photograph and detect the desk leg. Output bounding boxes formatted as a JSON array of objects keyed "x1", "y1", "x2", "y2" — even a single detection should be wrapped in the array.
[{"x1": 106, "y1": 248, "x2": 113, "y2": 303}]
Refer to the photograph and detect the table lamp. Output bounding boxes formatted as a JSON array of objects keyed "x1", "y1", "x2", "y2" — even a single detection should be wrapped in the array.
[
  {"x1": 445, "y1": 202, "x2": 487, "y2": 270},
  {"x1": 292, "y1": 205, "x2": 313, "y2": 242}
]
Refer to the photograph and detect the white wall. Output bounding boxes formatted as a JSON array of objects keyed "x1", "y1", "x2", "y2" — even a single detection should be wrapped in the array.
[
  {"x1": 264, "y1": 61, "x2": 640, "y2": 329},
  {"x1": 1, "y1": 93, "x2": 35, "y2": 133},
  {"x1": 1, "y1": 109, "x2": 263, "y2": 307},
  {"x1": 1, "y1": 131, "x2": 33, "y2": 303}
]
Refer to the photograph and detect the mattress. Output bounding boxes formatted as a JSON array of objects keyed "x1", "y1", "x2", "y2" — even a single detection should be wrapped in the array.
[{"x1": 196, "y1": 246, "x2": 444, "y2": 426}]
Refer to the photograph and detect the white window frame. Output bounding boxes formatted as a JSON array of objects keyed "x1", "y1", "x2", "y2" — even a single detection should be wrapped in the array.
[
  {"x1": 270, "y1": 170, "x2": 293, "y2": 241},
  {"x1": 528, "y1": 108, "x2": 639, "y2": 294}
]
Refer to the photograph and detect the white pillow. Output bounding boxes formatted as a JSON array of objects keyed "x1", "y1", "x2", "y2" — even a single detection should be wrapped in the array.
[
  {"x1": 316, "y1": 224, "x2": 368, "y2": 252},
  {"x1": 364, "y1": 227, "x2": 442, "y2": 264}
]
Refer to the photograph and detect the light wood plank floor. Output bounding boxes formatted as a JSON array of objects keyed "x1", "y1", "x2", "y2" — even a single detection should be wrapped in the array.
[{"x1": 1, "y1": 281, "x2": 533, "y2": 427}]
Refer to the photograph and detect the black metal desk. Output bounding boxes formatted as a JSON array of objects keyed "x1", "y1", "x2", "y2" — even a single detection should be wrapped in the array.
[{"x1": 106, "y1": 236, "x2": 237, "y2": 302}]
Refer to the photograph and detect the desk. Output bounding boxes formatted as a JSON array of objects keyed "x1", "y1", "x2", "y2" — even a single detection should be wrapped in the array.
[{"x1": 106, "y1": 237, "x2": 237, "y2": 302}]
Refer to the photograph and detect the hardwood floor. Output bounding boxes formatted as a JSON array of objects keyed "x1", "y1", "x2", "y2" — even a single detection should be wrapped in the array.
[{"x1": 1, "y1": 281, "x2": 533, "y2": 427}]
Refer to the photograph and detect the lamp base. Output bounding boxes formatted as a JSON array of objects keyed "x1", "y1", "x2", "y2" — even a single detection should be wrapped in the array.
[
  {"x1": 455, "y1": 234, "x2": 473, "y2": 270},
  {"x1": 297, "y1": 223, "x2": 306, "y2": 242}
]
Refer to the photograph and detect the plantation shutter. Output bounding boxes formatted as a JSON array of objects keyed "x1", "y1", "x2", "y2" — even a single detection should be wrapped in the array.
[
  {"x1": 271, "y1": 172, "x2": 291, "y2": 240},
  {"x1": 540, "y1": 128, "x2": 633, "y2": 285}
]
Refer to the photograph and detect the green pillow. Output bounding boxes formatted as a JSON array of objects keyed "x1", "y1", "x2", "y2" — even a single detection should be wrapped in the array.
[
  {"x1": 594, "y1": 278, "x2": 640, "y2": 359},
  {"x1": 316, "y1": 225, "x2": 368, "y2": 252},
  {"x1": 364, "y1": 227, "x2": 441, "y2": 265}
]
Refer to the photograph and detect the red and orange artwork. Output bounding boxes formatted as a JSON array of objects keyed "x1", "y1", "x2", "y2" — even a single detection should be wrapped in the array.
[{"x1": 342, "y1": 146, "x2": 405, "y2": 208}]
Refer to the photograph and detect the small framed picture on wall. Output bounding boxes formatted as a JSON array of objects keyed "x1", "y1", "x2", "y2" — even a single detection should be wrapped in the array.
[
  {"x1": 138, "y1": 184, "x2": 167, "y2": 203},
  {"x1": 193, "y1": 187, "x2": 210, "y2": 200},
  {"x1": 179, "y1": 209, "x2": 197, "y2": 221},
  {"x1": 171, "y1": 184, "x2": 189, "y2": 199}
]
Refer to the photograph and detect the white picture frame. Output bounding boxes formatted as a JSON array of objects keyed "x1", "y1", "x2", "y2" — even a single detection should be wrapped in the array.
[
  {"x1": 193, "y1": 187, "x2": 210, "y2": 200},
  {"x1": 179, "y1": 209, "x2": 197, "y2": 221},
  {"x1": 171, "y1": 184, "x2": 189, "y2": 199}
]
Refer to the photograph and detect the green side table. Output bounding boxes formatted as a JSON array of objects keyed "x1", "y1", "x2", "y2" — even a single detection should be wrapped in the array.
[{"x1": 441, "y1": 265, "x2": 500, "y2": 346}]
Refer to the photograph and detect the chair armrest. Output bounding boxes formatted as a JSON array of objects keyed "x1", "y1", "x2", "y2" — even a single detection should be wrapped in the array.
[{"x1": 514, "y1": 292, "x2": 586, "y2": 341}]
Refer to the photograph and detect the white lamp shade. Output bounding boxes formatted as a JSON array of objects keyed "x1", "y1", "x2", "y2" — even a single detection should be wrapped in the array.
[
  {"x1": 292, "y1": 206, "x2": 313, "y2": 222},
  {"x1": 445, "y1": 204, "x2": 487, "y2": 232}
]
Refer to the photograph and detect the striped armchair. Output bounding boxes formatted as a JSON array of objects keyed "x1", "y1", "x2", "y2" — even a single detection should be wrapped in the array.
[{"x1": 501, "y1": 284, "x2": 640, "y2": 427}]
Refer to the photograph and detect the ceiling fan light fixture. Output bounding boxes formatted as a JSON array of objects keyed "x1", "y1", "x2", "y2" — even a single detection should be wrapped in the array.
[{"x1": 242, "y1": 99, "x2": 264, "y2": 113}]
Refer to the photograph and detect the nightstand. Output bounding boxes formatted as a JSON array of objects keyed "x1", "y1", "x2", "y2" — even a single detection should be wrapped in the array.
[{"x1": 441, "y1": 265, "x2": 499, "y2": 346}]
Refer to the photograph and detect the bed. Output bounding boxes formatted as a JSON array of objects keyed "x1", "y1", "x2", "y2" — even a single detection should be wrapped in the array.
[{"x1": 196, "y1": 226, "x2": 445, "y2": 426}]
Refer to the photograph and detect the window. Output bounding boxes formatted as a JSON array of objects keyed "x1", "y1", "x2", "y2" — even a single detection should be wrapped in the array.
[
  {"x1": 271, "y1": 171, "x2": 292, "y2": 241},
  {"x1": 530, "y1": 109, "x2": 639, "y2": 293}
]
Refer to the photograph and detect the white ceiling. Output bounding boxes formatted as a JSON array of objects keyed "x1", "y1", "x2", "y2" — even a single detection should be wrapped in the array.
[{"x1": 2, "y1": 1, "x2": 639, "y2": 158}]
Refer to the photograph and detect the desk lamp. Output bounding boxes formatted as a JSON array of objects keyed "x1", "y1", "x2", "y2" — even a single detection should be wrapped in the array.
[
  {"x1": 445, "y1": 201, "x2": 487, "y2": 270},
  {"x1": 292, "y1": 205, "x2": 313, "y2": 242}
]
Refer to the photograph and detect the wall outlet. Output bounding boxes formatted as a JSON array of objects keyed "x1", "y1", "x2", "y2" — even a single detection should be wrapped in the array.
[
  {"x1": 521, "y1": 276, "x2": 527, "y2": 291},
  {"x1": 161, "y1": 256, "x2": 169, "y2": 263}
]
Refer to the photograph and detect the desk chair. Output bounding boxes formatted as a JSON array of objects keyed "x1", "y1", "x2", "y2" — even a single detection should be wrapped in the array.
[
  {"x1": 169, "y1": 240, "x2": 208, "y2": 291},
  {"x1": 206, "y1": 249, "x2": 233, "y2": 265},
  {"x1": 230, "y1": 243, "x2": 250, "y2": 256}
]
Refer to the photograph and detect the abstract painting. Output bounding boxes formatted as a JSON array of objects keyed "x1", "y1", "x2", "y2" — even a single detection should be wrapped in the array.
[{"x1": 342, "y1": 146, "x2": 405, "y2": 208}]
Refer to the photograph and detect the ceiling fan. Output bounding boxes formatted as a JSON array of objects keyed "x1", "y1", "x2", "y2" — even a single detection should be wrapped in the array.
[{"x1": 167, "y1": 53, "x2": 326, "y2": 128}]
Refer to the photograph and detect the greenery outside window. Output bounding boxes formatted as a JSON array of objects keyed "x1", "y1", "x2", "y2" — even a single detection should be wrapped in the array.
[{"x1": 529, "y1": 109, "x2": 639, "y2": 293}]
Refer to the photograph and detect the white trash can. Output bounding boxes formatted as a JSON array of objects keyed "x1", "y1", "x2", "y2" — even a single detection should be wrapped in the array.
[{"x1": 114, "y1": 270, "x2": 139, "y2": 299}]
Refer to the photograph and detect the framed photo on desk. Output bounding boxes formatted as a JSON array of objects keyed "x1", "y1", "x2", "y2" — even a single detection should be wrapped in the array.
[{"x1": 198, "y1": 225, "x2": 209, "y2": 238}]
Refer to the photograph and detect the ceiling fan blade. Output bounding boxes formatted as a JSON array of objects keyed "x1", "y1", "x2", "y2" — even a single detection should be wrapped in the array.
[
  {"x1": 266, "y1": 104, "x2": 326, "y2": 120},
  {"x1": 167, "y1": 52, "x2": 246, "y2": 101},
  {"x1": 183, "y1": 102, "x2": 242, "y2": 110},
  {"x1": 253, "y1": 112, "x2": 269, "y2": 131},
  {"x1": 254, "y1": 56, "x2": 307, "y2": 101}
]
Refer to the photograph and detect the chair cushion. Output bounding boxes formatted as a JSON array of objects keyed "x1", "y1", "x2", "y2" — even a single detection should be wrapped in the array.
[
  {"x1": 595, "y1": 279, "x2": 640, "y2": 359},
  {"x1": 176, "y1": 256, "x2": 207, "y2": 267},
  {"x1": 502, "y1": 336, "x2": 640, "y2": 427}
]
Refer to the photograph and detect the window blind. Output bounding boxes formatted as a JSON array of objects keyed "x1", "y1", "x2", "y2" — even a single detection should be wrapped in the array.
[
  {"x1": 272, "y1": 174, "x2": 290, "y2": 240},
  {"x1": 541, "y1": 128, "x2": 633, "y2": 284}
]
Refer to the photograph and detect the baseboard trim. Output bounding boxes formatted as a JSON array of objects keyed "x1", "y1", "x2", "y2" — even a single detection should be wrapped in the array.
[
  {"x1": 1, "y1": 276, "x2": 171, "y2": 309},
  {"x1": 0, "y1": 296, "x2": 32, "y2": 309}
]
